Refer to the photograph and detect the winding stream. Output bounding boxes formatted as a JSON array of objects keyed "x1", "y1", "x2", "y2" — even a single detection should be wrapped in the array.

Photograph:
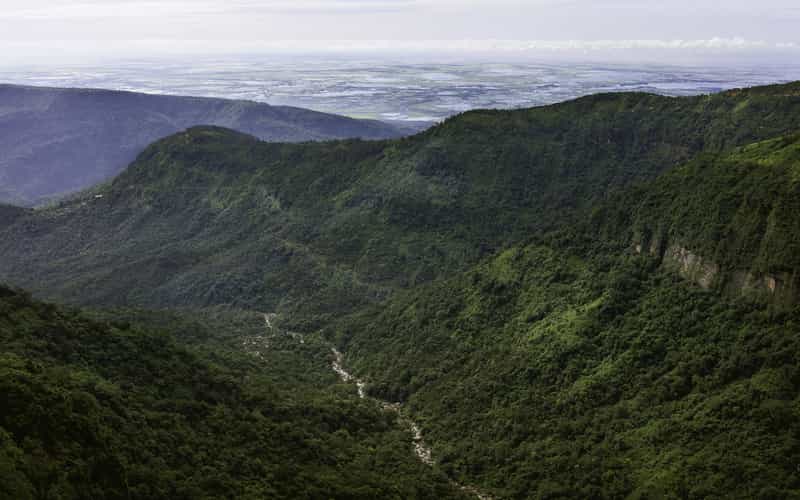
[
  {"x1": 332, "y1": 348, "x2": 435, "y2": 465},
  {"x1": 255, "y1": 313, "x2": 492, "y2": 499},
  {"x1": 331, "y1": 348, "x2": 494, "y2": 499}
]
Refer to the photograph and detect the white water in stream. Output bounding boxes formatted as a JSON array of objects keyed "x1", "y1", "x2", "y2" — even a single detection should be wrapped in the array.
[
  {"x1": 331, "y1": 348, "x2": 494, "y2": 499},
  {"x1": 255, "y1": 313, "x2": 492, "y2": 499},
  {"x1": 332, "y1": 348, "x2": 435, "y2": 465}
]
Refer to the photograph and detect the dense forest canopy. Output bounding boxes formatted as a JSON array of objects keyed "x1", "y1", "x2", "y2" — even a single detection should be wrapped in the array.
[
  {"x1": 0, "y1": 286, "x2": 465, "y2": 499},
  {"x1": 2, "y1": 82, "x2": 800, "y2": 322},
  {"x1": 2, "y1": 82, "x2": 800, "y2": 498}
]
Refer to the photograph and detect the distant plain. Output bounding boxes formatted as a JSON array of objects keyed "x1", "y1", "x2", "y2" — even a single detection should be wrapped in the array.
[{"x1": 5, "y1": 56, "x2": 800, "y2": 123}]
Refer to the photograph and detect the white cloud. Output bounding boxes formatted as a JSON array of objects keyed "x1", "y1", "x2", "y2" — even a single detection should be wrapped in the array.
[
  {"x1": 0, "y1": 2, "x2": 218, "y2": 19},
  {"x1": 0, "y1": 0, "x2": 420, "y2": 19},
  {"x1": 0, "y1": 0, "x2": 797, "y2": 61},
  {"x1": 5, "y1": 37, "x2": 796, "y2": 54}
]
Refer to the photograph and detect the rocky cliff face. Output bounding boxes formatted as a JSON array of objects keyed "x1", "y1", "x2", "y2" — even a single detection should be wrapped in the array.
[
  {"x1": 661, "y1": 244, "x2": 720, "y2": 290},
  {"x1": 728, "y1": 269, "x2": 798, "y2": 305},
  {"x1": 597, "y1": 132, "x2": 800, "y2": 307},
  {"x1": 634, "y1": 236, "x2": 798, "y2": 306}
]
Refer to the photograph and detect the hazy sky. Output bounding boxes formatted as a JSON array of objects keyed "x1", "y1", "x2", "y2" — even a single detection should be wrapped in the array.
[{"x1": 2, "y1": 0, "x2": 799, "y2": 62}]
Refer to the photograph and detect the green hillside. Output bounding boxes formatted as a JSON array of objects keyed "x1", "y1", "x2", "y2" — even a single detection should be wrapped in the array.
[
  {"x1": 333, "y1": 233, "x2": 800, "y2": 497},
  {"x1": 2, "y1": 83, "x2": 800, "y2": 327},
  {"x1": 323, "y1": 132, "x2": 800, "y2": 497},
  {"x1": 0, "y1": 286, "x2": 464, "y2": 499},
  {"x1": 587, "y1": 133, "x2": 800, "y2": 304},
  {"x1": 1, "y1": 82, "x2": 800, "y2": 499}
]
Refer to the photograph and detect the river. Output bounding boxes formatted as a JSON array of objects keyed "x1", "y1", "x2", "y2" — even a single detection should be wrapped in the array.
[{"x1": 253, "y1": 313, "x2": 493, "y2": 499}]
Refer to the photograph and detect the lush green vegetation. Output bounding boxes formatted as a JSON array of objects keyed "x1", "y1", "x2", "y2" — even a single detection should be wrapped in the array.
[
  {"x1": 2, "y1": 83, "x2": 800, "y2": 328},
  {"x1": 323, "y1": 130, "x2": 800, "y2": 498},
  {"x1": 587, "y1": 132, "x2": 800, "y2": 302},
  {"x1": 2, "y1": 82, "x2": 800, "y2": 498},
  {"x1": 333, "y1": 243, "x2": 800, "y2": 498},
  {"x1": 0, "y1": 286, "x2": 465, "y2": 499}
]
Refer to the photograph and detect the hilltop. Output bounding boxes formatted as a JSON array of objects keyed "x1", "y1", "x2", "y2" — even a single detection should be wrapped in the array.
[
  {"x1": 0, "y1": 84, "x2": 422, "y2": 206},
  {"x1": 1, "y1": 82, "x2": 800, "y2": 322}
]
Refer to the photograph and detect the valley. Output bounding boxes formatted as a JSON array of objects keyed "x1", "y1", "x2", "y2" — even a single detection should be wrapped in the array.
[
  {"x1": 0, "y1": 289, "x2": 469, "y2": 499},
  {"x1": 1, "y1": 81, "x2": 799, "y2": 498}
]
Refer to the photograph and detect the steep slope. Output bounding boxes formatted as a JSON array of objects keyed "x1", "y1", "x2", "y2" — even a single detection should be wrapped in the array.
[
  {"x1": 2, "y1": 83, "x2": 800, "y2": 324},
  {"x1": 334, "y1": 245, "x2": 800, "y2": 499},
  {"x1": 587, "y1": 133, "x2": 800, "y2": 304},
  {"x1": 0, "y1": 84, "x2": 420, "y2": 206},
  {"x1": 0, "y1": 285, "x2": 465, "y2": 499},
  {"x1": 330, "y1": 136, "x2": 800, "y2": 497}
]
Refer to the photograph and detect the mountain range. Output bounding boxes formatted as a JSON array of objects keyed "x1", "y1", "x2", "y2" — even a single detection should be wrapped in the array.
[
  {"x1": 1, "y1": 81, "x2": 799, "y2": 498},
  {"x1": 2, "y1": 82, "x2": 799, "y2": 317},
  {"x1": 0, "y1": 84, "x2": 422, "y2": 206}
]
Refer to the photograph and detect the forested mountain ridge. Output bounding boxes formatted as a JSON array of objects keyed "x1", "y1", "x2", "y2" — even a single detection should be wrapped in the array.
[
  {"x1": 1, "y1": 82, "x2": 800, "y2": 499},
  {"x1": 331, "y1": 134, "x2": 800, "y2": 497},
  {"x1": 0, "y1": 84, "x2": 420, "y2": 206},
  {"x1": 2, "y1": 82, "x2": 800, "y2": 327}
]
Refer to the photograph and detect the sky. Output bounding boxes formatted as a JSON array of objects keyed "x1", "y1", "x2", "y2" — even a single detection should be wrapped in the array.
[{"x1": 1, "y1": 0, "x2": 799, "y2": 63}]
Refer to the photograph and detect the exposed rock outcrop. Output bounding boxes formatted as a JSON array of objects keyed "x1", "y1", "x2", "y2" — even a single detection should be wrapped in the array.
[
  {"x1": 662, "y1": 244, "x2": 720, "y2": 290},
  {"x1": 728, "y1": 270, "x2": 798, "y2": 304},
  {"x1": 633, "y1": 234, "x2": 797, "y2": 304}
]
